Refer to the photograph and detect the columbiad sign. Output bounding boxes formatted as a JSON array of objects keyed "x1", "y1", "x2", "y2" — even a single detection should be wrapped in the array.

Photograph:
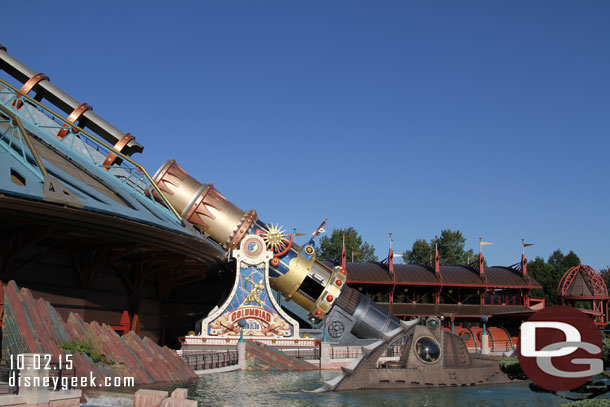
[{"x1": 200, "y1": 235, "x2": 299, "y2": 339}]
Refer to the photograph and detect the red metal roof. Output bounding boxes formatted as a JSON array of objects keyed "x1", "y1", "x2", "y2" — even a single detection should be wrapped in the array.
[
  {"x1": 323, "y1": 261, "x2": 541, "y2": 289},
  {"x1": 395, "y1": 264, "x2": 439, "y2": 284},
  {"x1": 485, "y1": 266, "x2": 537, "y2": 287},
  {"x1": 438, "y1": 265, "x2": 481, "y2": 285},
  {"x1": 339, "y1": 261, "x2": 394, "y2": 283}
]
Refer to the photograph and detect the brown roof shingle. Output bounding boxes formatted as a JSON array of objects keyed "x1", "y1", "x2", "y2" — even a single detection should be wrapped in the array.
[{"x1": 321, "y1": 260, "x2": 541, "y2": 288}]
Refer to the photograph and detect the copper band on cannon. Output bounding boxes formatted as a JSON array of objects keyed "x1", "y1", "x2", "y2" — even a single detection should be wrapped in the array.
[
  {"x1": 153, "y1": 160, "x2": 256, "y2": 249},
  {"x1": 102, "y1": 133, "x2": 134, "y2": 169},
  {"x1": 57, "y1": 103, "x2": 92, "y2": 139},
  {"x1": 226, "y1": 210, "x2": 258, "y2": 249},
  {"x1": 183, "y1": 184, "x2": 220, "y2": 229}
]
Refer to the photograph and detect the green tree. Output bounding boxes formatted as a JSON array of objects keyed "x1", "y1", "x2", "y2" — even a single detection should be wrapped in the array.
[
  {"x1": 437, "y1": 230, "x2": 475, "y2": 265},
  {"x1": 528, "y1": 256, "x2": 557, "y2": 304},
  {"x1": 402, "y1": 229, "x2": 474, "y2": 265},
  {"x1": 317, "y1": 227, "x2": 378, "y2": 263},
  {"x1": 561, "y1": 251, "x2": 581, "y2": 270},
  {"x1": 403, "y1": 239, "x2": 432, "y2": 264},
  {"x1": 528, "y1": 249, "x2": 581, "y2": 305}
]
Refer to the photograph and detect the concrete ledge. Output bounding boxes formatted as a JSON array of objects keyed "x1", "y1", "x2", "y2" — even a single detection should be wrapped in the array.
[
  {"x1": 134, "y1": 389, "x2": 167, "y2": 407},
  {"x1": 0, "y1": 394, "x2": 24, "y2": 406},
  {"x1": 48, "y1": 391, "x2": 81, "y2": 402},
  {"x1": 0, "y1": 391, "x2": 81, "y2": 407},
  {"x1": 170, "y1": 389, "x2": 187, "y2": 399},
  {"x1": 160, "y1": 399, "x2": 197, "y2": 407},
  {"x1": 134, "y1": 388, "x2": 197, "y2": 407}
]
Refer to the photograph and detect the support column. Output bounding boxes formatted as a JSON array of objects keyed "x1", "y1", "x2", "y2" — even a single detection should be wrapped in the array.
[
  {"x1": 17, "y1": 353, "x2": 50, "y2": 405},
  {"x1": 237, "y1": 342, "x2": 247, "y2": 370},
  {"x1": 320, "y1": 341, "x2": 331, "y2": 369},
  {"x1": 480, "y1": 333, "x2": 490, "y2": 355}
]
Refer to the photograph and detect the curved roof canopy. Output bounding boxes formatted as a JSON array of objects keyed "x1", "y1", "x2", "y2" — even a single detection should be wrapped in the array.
[{"x1": 323, "y1": 261, "x2": 541, "y2": 289}]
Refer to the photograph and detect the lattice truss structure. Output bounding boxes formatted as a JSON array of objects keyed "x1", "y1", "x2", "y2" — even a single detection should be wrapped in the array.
[{"x1": 558, "y1": 265, "x2": 610, "y2": 325}]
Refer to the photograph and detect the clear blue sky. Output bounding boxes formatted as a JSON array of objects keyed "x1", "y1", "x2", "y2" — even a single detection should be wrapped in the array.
[{"x1": 1, "y1": 1, "x2": 608, "y2": 269}]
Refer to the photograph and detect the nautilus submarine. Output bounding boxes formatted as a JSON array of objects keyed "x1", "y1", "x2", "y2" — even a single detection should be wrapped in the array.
[{"x1": 152, "y1": 160, "x2": 401, "y2": 344}]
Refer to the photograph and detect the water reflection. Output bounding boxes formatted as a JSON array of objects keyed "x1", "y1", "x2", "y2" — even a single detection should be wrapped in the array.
[
  {"x1": 82, "y1": 370, "x2": 567, "y2": 407},
  {"x1": 180, "y1": 371, "x2": 562, "y2": 407}
]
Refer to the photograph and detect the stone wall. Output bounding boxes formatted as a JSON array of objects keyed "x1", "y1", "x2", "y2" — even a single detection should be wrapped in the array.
[{"x1": 2, "y1": 281, "x2": 197, "y2": 386}]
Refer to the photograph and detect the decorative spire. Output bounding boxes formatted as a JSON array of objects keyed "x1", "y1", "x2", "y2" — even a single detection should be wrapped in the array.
[
  {"x1": 341, "y1": 232, "x2": 347, "y2": 270},
  {"x1": 434, "y1": 235, "x2": 440, "y2": 274},
  {"x1": 388, "y1": 232, "x2": 395, "y2": 280},
  {"x1": 521, "y1": 238, "x2": 534, "y2": 277},
  {"x1": 293, "y1": 227, "x2": 307, "y2": 238},
  {"x1": 478, "y1": 237, "x2": 493, "y2": 277},
  {"x1": 479, "y1": 237, "x2": 483, "y2": 275}
]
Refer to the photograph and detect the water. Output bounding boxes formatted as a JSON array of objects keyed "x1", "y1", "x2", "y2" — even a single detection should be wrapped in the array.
[{"x1": 84, "y1": 371, "x2": 566, "y2": 407}]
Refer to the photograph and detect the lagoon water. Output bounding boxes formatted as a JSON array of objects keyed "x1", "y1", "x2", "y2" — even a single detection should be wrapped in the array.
[{"x1": 83, "y1": 370, "x2": 566, "y2": 407}]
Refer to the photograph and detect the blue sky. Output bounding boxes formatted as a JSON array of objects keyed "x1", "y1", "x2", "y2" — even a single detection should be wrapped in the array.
[{"x1": 1, "y1": 1, "x2": 608, "y2": 269}]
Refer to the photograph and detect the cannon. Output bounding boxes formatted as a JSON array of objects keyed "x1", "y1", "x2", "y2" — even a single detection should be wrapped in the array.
[
  {"x1": 153, "y1": 160, "x2": 401, "y2": 343},
  {"x1": 0, "y1": 42, "x2": 401, "y2": 344}
]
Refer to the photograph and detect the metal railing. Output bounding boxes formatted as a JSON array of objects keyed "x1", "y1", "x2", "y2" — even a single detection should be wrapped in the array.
[
  {"x1": 280, "y1": 348, "x2": 320, "y2": 360},
  {"x1": 490, "y1": 340, "x2": 514, "y2": 352},
  {"x1": 0, "y1": 78, "x2": 183, "y2": 223},
  {"x1": 382, "y1": 345, "x2": 402, "y2": 358},
  {"x1": 47, "y1": 362, "x2": 76, "y2": 391},
  {"x1": 181, "y1": 351, "x2": 238, "y2": 371},
  {"x1": 465, "y1": 340, "x2": 514, "y2": 353},
  {"x1": 330, "y1": 346, "x2": 362, "y2": 359},
  {"x1": 0, "y1": 366, "x2": 19, "y2": 394},
  {"x1": 181, "y1": 336, "x2": 317, "y2": 347},
  {"x1": 0, "y1": 103, "x2": 48, "y2": 181}
]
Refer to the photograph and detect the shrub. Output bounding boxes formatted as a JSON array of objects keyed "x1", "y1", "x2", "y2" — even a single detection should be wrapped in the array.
[
  {"x1": 499, "y1": 356, "x2": 527, "y2": 380},
  {"x1": 602, "y1": 337, "x2": 610, "y2": 368},
  {"x1": 59, "y1": 339, "x2": 112, "y2": 364}
]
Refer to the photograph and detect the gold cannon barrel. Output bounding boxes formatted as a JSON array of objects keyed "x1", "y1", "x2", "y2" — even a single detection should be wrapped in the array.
[
  {"x1": 153, "y1": 159, "x2": 344, "y2": 320},
  {"x1": 153, "y1": 160, "x2": 402, "y2": 336},
  {"x1": 153, "y1": 160, "x2": 256, "y2": 249}
]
